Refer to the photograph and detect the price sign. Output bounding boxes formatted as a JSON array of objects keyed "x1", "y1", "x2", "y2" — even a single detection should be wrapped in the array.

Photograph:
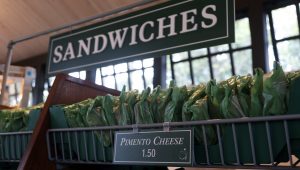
[{"x1": 113, "y1": 129, "x2": 193, "y2": 166}]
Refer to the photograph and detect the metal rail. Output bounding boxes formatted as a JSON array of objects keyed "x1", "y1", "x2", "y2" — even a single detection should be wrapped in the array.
[
  {"x1": 47, "y1": 114, "x2": 300, "y2": 169},
  {"x1": 48, "y1": 114, "x2": 300, "y2": 132},
  {"x1": 0, "y1": 43, "x2": 14, "y2": 105},
  {"x1": 13, "y1": 0, "x2": 156, "y2": 44},
  {"x1": 0, "y1": 0, "x2": 157, "y2": 105}
]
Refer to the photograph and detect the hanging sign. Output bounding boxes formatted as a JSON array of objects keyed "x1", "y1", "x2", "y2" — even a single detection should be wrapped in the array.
[
  {"x1": 113, "y1": 129, "x2": 193, "y2": 166},
  {"x1": 47, "y1": 0, "x2": 235, "y2": 75}
]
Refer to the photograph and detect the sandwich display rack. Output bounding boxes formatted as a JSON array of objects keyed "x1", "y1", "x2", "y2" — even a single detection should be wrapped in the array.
[
  {"x1": 1, "y1": 74, "x2": 300, "y2": 170},
  {"x1": 44, "y1": 74, "x2": 300, "y2": 169}
]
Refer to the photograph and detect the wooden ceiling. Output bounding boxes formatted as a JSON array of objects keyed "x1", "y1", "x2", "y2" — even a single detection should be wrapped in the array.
[
  {"x1": 0, "y1": 0, "x2": 255, "y2": 64},
  {"x1": 0, "y1": 0, "x2": 156, "y2": 63}
]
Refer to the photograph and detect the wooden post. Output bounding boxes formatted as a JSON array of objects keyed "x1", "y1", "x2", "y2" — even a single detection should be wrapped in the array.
[
  {"x1": 18, "y1": 74, "x2": 120, "y2": 170},
  {"x1": 249, "y1": 0, "x2": 268, "y2": 72}
]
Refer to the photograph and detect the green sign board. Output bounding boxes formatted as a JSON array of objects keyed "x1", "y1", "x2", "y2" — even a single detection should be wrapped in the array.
[
  {"x1": 113, "y1": 129, "x2": 193, "y2": 166},
  {"x1": 47, "y1": 0, "x2": 235, "y2": 75}
]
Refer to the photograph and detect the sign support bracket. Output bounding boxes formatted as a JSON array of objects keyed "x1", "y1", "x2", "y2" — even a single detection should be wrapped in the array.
[
  {"x1": 132, "y1": 124, "x2": 139, "y2": 133},
  {"x1": 163, "y1": 122, "x2": 170, "y2": 132}
]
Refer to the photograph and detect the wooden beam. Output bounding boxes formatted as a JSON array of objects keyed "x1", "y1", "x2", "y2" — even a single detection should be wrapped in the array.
[
  {"x1": 18, "y1": 74, "x2": 120, "y2": 170},
  {"x1": 248, "y1": 0, "x2": 268, "y2": 72},
  {"x1": 236, "y1": 0, "x2": 250, "y2": 11}
]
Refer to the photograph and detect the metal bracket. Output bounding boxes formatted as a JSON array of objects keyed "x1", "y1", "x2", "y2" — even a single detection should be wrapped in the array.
[
  {"x1": 132, "y1": 124, "x2": 139, "y2": 133},
  {"x1": 163, "y1": 122, "x2": 170, "y2": 132}
]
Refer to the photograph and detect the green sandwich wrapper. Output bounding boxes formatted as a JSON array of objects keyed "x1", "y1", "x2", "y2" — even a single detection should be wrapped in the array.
[
  {"x1": 50, "y1": 105, "x2": 112, "y2": 162},
  {"x1": 195, "y1": 75, "x2": 300, "y2": 165},
  {"x1": 286, "y1": 74, "x2": 300, "y2": 159},
  {"x1": 0, "y1": 108, "x2": 40, "y2": 163}
]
